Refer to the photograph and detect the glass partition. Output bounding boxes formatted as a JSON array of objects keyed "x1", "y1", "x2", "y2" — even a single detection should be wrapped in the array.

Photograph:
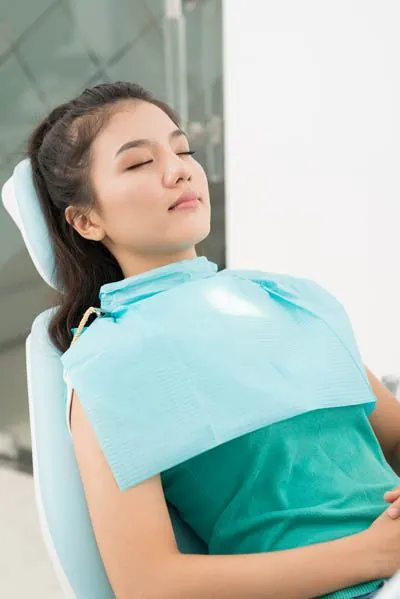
[{"x1": 0, "y1": 0, "x2": 224, "y2": 463}]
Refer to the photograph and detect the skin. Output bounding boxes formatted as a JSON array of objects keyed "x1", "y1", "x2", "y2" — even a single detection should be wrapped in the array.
[
  {"x1": 65, "y1": 101, "x2": 400, "y2": 598},
  {"x1": 65, "y1": 100, "x2": 211, "y2": 277}
]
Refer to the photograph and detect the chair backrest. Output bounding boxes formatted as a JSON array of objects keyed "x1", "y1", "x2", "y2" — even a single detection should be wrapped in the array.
[
  {"x1": 27, "y1": 309, "x2": 114, "y2": 598},
  {"x1": 3, "y1": 161, "x2": 207, "y2": 598}
]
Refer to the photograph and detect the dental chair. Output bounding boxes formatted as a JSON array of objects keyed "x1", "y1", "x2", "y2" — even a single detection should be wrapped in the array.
[
  {"x1": 3, "y1": 160, "x2": 399, "y2": 599},
  {"x1": 1, "y1": 159, "x2": 207, "y2": 599}
]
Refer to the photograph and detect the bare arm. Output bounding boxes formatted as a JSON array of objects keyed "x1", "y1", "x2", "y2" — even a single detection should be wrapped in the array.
[
  {"x1": 154, "y1": 535, "x2": 375, "y2": 599},
  {"x1": 71, "y1": 393, "x2": 388, "y2": 599}
]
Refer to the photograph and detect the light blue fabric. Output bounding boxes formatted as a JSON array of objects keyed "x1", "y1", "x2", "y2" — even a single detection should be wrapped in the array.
[
  {"x1": 5, "y1": 159, "x2": 58, "y2": 289},
  {"x1": 61, "y1": 257, "x2": 376, "y2": 491}
]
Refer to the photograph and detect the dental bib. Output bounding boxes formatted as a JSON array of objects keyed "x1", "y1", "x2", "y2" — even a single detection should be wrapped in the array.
[{"x1": 61, "y1": 257, "x2": 375, "y2": 491}]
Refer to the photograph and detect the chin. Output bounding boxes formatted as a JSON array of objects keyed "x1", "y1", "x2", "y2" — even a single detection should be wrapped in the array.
[
  {"x1": 178, "y1": 217, "x2": 211, "y2": 242},
  {"x1": 170, "y1": 229, "x2": 211, "y2": 254},
  {"x1": 190, "y1": 223, "x2": 211, "y2": 246}
]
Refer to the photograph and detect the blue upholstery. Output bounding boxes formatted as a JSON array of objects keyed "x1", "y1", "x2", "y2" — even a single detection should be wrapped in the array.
[
  {"x1": 2, "y1": 160, "x2": 57, "y2": 289},
  {"x1": 27, "y1": 309, "x2": 115, "y2": 598},
  {"x1": 2, "y1": 161, "x2": 207, "y2": 598}
]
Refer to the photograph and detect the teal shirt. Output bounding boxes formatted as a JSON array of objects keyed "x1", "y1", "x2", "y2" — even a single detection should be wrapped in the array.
[{"x1": 162, "y1": 405, "x2": 399, "y2": 598}]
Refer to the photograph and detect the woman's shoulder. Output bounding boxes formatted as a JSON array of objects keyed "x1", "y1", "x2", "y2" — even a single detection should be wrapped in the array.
[{"x1": 223, "y1": 267, "x2": 343, "y2": 311}]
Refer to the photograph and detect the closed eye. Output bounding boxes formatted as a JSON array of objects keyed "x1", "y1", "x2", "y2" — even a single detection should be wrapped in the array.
[
  {"x1": 125, "y1": 160, "x2": 153, "y2": 171},
  {"x1": 125, "y1": 151, "x2": 195, "y2": 171}
]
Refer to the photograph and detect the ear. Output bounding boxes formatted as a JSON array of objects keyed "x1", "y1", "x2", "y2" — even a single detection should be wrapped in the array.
[{"x1": 65, "y1": 205, "x2": 105, "y2": 242}]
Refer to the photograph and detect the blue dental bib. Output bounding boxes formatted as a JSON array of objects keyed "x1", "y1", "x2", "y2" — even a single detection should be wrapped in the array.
[{"x1": 61, "y1": 257, "x2": 375, "y2": 491}]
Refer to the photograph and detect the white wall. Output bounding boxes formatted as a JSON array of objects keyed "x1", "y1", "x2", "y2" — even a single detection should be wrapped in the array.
[{"x1": 223, "y1": 0, "x2": 400, "y2": 378}]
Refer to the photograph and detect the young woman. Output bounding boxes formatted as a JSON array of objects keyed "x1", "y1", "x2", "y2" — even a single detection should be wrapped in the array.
[{"x1": 27, "y1": 81, "x2": 400, "y2": 599}]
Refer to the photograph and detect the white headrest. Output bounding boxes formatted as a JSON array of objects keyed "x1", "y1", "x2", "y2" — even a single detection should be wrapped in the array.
[{"x1": 1, "y1": 159, "x2": 57, "y2": 290}]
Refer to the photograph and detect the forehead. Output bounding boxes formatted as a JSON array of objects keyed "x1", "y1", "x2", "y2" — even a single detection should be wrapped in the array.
[{"x1": 94, "y1": 100, "x2": 177, "y2": 152}]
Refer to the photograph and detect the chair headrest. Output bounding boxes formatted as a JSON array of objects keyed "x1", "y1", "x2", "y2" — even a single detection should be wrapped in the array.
[{"x1": 1, "y1": 159, "x2": 58, "y2": 290}]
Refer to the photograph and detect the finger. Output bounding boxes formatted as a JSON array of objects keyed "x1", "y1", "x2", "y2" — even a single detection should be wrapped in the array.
[
  {"x1": 384, "y1": 497, "x2": 395, "y2": 504},
  {"x1": 383, "y1": 486, "x2": 400, "y2": 499},
  {"x1": 387, "y1": 506, "x2": 400, "y2": 519},
  {"x1": 386, "y1": 496, "x2": 400, "y2": 519},
  {"x1": 384, "y1": 491, "x2": 400, "y2": 502}
]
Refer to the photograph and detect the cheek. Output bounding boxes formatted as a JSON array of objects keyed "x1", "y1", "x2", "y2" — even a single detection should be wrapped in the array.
[
  {"x1": 193, "y1": 163, "x2": 210, "y2": 196},
  {"x1": 102, "y1": 177, "x2": 159, "y2": 223}
]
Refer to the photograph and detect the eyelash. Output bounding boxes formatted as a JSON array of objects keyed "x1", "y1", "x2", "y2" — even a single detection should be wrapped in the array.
[{"x1": 126, "y1": 151, "x2": 196, "y2": 171}]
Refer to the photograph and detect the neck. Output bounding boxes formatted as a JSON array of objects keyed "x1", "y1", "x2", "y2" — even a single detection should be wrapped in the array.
[{"x1": 117, "y1": 247, "x2": 198, "y2": 279}]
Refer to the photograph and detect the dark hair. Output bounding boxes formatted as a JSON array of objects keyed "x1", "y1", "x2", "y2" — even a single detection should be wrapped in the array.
[{"x1": 27, "y1": 81, "x2": 180, "y2": 353}]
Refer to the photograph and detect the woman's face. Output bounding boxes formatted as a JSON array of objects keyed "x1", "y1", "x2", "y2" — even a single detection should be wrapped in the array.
[{"x1": 77, "y1": 100, "x2": 211, "y2": 274}]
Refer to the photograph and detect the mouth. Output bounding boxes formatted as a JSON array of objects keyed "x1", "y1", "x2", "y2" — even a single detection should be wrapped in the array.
[{"x1": 169, "y1": 191, "x2": 200, "y2": 211}]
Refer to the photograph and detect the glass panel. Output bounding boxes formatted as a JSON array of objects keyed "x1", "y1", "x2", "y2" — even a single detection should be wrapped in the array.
[
  {"x1": 68, "y1": 0, "x2": 155, "y2": 65},
  {"x1": 0, "y1": 0, "x2": 224, "y2": 462},
  {"x1": 18, "y1": 2, "x2": 99, "y2": 106},
  {"x1": 0, "y1": 3, "x2": 223, "y2": 593},
  {"x1": 0, "y1": 31, "x2": 10, "y2": 58},
  {"x1": 0, "y1": 54, "x2": 45, "y2": 158},
  {"x1": 0, "y1": 0, "x2": 55, "y2": 45},
  {"x1": 107, "y1": 24, "x2": 167, "y2": 100}
]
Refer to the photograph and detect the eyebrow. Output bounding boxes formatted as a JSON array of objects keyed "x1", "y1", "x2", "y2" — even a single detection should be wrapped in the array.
[{"x1": 114, "y1": 129, "x2": 188, "y2": 158}]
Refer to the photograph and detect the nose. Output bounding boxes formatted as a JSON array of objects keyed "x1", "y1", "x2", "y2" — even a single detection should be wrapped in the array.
[{"x1": 162, "y1": 153, "x2": 192, "y2": 188}]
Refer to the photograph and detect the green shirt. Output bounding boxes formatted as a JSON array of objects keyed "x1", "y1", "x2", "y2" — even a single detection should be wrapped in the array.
[{"x1": 162, "y1": 405, "x2": 399, "y2": 598}]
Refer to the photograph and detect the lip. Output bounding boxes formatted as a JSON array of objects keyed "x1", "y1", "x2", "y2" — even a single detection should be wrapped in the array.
[{"x1": 169, "y1": 191, "x2": 200, "y2": 210}]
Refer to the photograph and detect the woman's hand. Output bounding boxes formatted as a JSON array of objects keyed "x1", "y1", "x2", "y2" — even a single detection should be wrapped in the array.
[
  {"x1": 384, "y1": 485, "x2": 400, "y2": 518},
  {"x1": 366, "y1": 493, "x2": 400, "y2": 578}
]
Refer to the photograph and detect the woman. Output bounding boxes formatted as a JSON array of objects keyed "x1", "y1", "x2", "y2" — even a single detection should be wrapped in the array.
[{"x1": 27, "y1": 81, "x2": 400, "y2": 599}]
